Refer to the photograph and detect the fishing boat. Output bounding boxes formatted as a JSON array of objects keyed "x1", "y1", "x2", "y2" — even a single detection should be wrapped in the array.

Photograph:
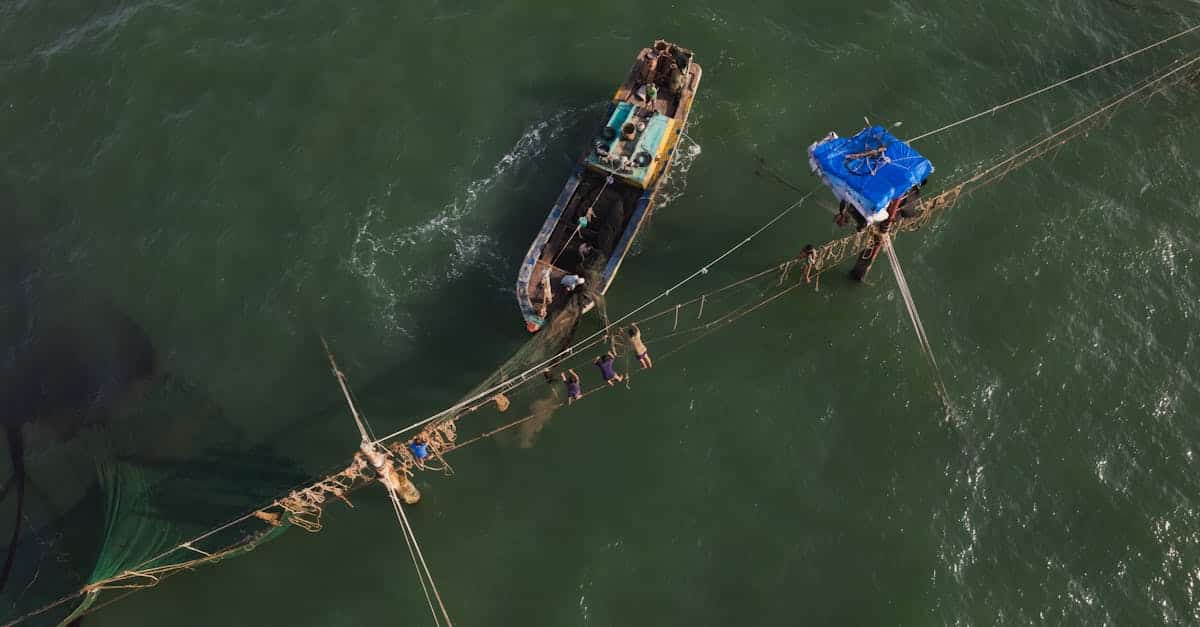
[{"x1": 516, "y1": 40, "x2": 702, "y2": 332}]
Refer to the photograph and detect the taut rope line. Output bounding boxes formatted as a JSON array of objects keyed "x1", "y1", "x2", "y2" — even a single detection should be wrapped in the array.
[
  {"x1": 909, "y1": 22, "x2": 1199, "y2": 142},
  {"x1": 367, "y1": 188, "x2": 822, "y2": 447},
  {"x1": 325, "y1": 341, "x2": 454, "y2": 627}
]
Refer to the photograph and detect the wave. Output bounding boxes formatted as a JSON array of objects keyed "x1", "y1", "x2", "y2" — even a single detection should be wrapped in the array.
[
  {"x1": 630, "y1": 114, "x2": 703, "y2": 257},
  {"x1": 347, "y1": 108, "x2": 581, "y2": 334}
]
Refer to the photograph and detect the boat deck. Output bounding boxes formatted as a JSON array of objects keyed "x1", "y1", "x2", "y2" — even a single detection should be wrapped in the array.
[
  {"x1": 516, "y1": 40, "x2": 702, "y2": 332},
  {"x1": 526, "y1": 173, "x2": 643, "y2": 320}
]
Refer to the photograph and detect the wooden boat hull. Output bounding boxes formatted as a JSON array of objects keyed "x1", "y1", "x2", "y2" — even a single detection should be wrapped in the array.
[{"x1": 516, "y1": 42, "x2": 702, "y2": 332}]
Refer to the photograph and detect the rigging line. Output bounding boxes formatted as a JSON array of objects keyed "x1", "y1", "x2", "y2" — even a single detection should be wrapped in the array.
[
  {"x1": 635, "y1": 264, "x2": 784, "y2": 325},
  {"x1": 367, "y1": 186, "x2": 823, "y2": 447},
  {"x1": 449, "y1": 274, "x2": 816, "y2": 454},
  {"x1": 327, "y1": 336, "x2": 448, "y2": 624},
  {"x1": 754, "y1": 153, "x2": 810, "y2": 195},
  {"x1": 553, "y1": 175, "x2": 613, "y2": 267},
  {"x1": 881, "y1": 236, "x2": 953, "y2": 410},
  {"x1": 450, "y1": 293, "x2": 809, "y2": 452},
  {"x1": 962, "y1": 51, "x2": 1200, "y2": 190},
  {"x1": 909, "y1": 22, "x2": 1200, "y2": 142},
  {"x1": 322, "y1": 337, "x2": 372, "y2": 444},
  {"x1": 441, "y1": 333, "x2": 611, "y2": 421},
  {"x1": 451, "y1": 260, "x2": 797, "y2": 419},
  {"x1": 388, "y1": 489, "x2": 454, "y2": 627},
  {"x1": 387, "y1": 488, "x2": 442, "y2": 627}
]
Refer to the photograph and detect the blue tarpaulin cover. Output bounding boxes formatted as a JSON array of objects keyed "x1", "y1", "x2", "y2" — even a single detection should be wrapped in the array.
[{"x1": 808, "y1": 126, "x2": 934, "y2": 222}]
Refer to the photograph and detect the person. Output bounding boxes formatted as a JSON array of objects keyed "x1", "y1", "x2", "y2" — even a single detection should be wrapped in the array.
[
  {"x1": 669, "y1": 64, "x2": 685, "y2": 93},
  {"x1": 645, "y1": 82, "x2": 658, "y2": 105},
  {"x1": 834, "y1": 200, "x2": 850, "y2": 228},
  {"x1": 561, "y1": 274, "x2": 586, "y2": 292},
  {"x1": 540, "y1": 267, "x2": 553, "y2": 305},
  {"x1": 803, "y1": 244, "x2": 818, "y2": 284},
  {"x1": 561, "y1": 369, "x2": 583, "y2": 404},
  {"x1": 578, "y1": 242, "x2": 594, "y2": 259},
  {"x1": 577, "y1": 206, "x2": 594, "y2": 230},
  {"x1": 594, "y1": 353, "x2": 624, "y2": 385},
  {"x1": 407, "y1": 437, "x2": 430, "y2": 464},
  {"x1": 627, "y1": 323, "x2": 652, "y2": 369}
]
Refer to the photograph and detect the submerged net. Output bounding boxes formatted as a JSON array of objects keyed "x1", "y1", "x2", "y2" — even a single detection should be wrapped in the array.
[
  {"x1": 0, "y1": 245, "x2": 604, "y2": 626},
  {"x1": 0, "y1": 279, "x2": 311, "y2": 626}
]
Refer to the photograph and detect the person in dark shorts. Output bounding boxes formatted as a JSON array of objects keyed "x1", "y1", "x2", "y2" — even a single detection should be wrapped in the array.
[
  {"x1": 627, "y1": 323, "x2": 652, "y2": 369},
  {"x1": 561, "y1": 369, "x2": 583, "y2": 404},
  {"x1": 594, "y1": 353, "x2": 624, "y2": 385}
]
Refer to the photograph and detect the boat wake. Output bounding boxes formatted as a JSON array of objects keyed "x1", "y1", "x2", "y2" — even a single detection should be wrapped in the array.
[
  {"x1": 347, "y1": 108, "x2": 583, "y2": 334},
  {"x1": 655, "y1": 117, "x2": 704, "y2": 212},
  {"x1": 630, "y1": 117, "x2": 702, "y2": 258}
]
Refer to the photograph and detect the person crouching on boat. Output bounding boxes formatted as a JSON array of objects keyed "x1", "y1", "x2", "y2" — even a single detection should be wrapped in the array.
[
  {"x1": 594, "y1": 353, "x2": 624, "y2": 386},
  {"x1": 534, "y1": 268, "x2": 553, "y2": 321},
  {"x1": 541, "y1": 268, "x2": 554, "y2": 302},
  {"x1": 561, "y1": 369, "x2": 583, "y2": 404},
  {"x1": 408, "y1": 437, "x2": 430, "y2": 467},
  {"x1": 627, "y1": 323, "x2": 652, "y2": 369},
  {"x1": 561, "y1": 274, "x2": 586, "y2": 292}
]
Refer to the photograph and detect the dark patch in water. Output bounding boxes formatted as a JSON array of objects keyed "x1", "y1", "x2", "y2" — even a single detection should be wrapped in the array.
[
  {"x1": 0, "y1": 239, "x2": 158, "y2": 607},
  {"x1": 0, "y1": 425, "x2": 25, "y2": 593}
]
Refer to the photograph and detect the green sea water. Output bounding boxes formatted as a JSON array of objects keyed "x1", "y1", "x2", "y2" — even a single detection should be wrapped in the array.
[{"x1": 3, "y1": 0, "x2": 1200, "y2": 625}]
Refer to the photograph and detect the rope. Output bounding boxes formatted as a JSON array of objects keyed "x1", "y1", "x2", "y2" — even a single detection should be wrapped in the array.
[
  {"x1": 552, "y1": 175, "x2": 613, "y2": 266},
  {"x1": 367, "y1": 187, "x2": 821, "y2": 447},
  {"x1": 445, "y1": 265, "x2": 825, "y2": 454},
  {"x1": 326, "y1": 342, "x2": 453, "y2": 626},
  {"x1": 323, "y1": 337, "x2": 372, "y2": 444},
  {"x1": 881, "y1": 235, "x2": 953, "y2": 410},
  {"x1": 412, "y1": 194, "x2": 817, "y2": 427},
  {"x1": 386, "y1": 485, "x2": 452, "y2": 627},
  {"x1": 909, "y1": 22, "x2": 1200, "y2": 142},
  {"x1": 961, "y1": 52, "x2": 1200, "y2": 188}
]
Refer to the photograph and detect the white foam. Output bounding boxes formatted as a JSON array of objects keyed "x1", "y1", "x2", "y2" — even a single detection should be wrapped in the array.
[
  {"x1": 631, "y1": 117, "x2": 703, "y2": 257},
  {"x1": 656, "y1": 129, "x2": 704, "y2": 211},
  {"x1": 347, "y1": 108, "x2": 581, "y2": 333}
]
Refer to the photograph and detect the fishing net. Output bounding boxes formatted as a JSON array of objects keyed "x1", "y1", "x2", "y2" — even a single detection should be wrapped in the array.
[
  {"x1": 0, "y1": 268, "x2": 310, "y2": 626},
  {"x1": 0, "y1": 228, "x2": 606, "y2": 626}
]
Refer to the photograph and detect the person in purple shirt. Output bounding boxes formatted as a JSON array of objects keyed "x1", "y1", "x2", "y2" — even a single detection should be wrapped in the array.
[
  {"x1": 561, "y1": 369, "x2": 583, "y2": 404},
  {"x1": 594, "y1": 352, "x2": 624, "y2": 386}
]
